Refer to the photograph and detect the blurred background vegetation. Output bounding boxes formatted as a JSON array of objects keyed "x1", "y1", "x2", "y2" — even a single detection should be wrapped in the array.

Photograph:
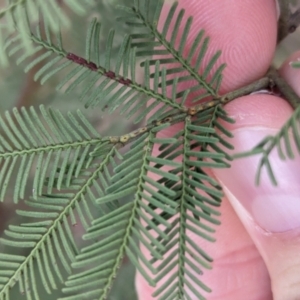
[{"x1": 0, "y1": 0, "x2": 299, "y2": 299}]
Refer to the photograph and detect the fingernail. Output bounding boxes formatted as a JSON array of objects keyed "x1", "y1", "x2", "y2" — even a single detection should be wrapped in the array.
[{"x1": 213, "y1": 127, "x2": 300, "y2": 233}]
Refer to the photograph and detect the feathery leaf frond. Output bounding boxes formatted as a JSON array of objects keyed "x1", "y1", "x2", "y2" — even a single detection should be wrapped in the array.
[
  {"x1": 0, "y1": 105, "x2": 101, "y2": 203},
  {"x1": 60, "y1": 129, "x2": 178, "y2": 300},
  {"x1": 0, "y1": 147, "x2": 120, "y2": 300},
  {"x1": 118, "y1": 0, "x2": 226, "y2": 105},
  {"x1": 0, "y1": 0, "x2": 92, "y2": 66},
  {"x1": 234, "y1": 106, "x2": 300, "y2": 185},
  {"x1": 6, "y1": 16, "x2": 188, "y2": 123},
  {"x1": 147, "y1": 106, "x2": 233, "y2": 300},
  {"x1": 60, "y1": 106, "x2": 234, "y2": 300},
  {"x1": 0, "y1": 1, "x2": 245, "y2": 299}
]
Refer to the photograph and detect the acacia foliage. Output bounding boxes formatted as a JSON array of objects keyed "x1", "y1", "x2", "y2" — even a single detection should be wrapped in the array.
[{"x1": 0, "y1": 1, "x2": 299, "y2": 300}]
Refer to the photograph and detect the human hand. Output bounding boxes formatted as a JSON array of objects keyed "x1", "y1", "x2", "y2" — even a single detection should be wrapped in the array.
[{"x1": 135, "y1": 1, "x2": 300, "y2": 299}]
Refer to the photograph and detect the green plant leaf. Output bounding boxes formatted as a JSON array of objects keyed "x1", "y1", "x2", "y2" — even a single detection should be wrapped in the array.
[
  {"x1": 0, "y1": 105, "x2": 101, "y2": 203},
  {"x1": 118, "y1": 0, "x2": 226, "y2": 107},
  {"x1": 233, "y1": 106, "x2": 300, "y2": 185},
  {"x1": 60, "y1": 106, "x2": 234, "y2": 300},
  {"x1": 0, "y1": 147, "x2": 121, "y2": 300},
  {"x1": 0, "y1": 0, "x2": 93, "y2": 66}
]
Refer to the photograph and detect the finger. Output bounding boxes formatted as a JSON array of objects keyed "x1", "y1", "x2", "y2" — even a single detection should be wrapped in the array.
[
  {"x1": 212, "y1": 94, "x2": 300, "y2": 300},
  {"x1": 152, "y1": 0, "x2": 278, "y2": 138},
  {"x1": 155, "y1": 0, "x2": 277, "y2": 98}
]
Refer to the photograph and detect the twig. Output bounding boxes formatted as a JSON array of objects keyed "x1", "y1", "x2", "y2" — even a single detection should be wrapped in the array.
[
  {"x1": 104, "y1": 77, "x2": 272, "y2": 147},
  {"x1": 106, "y1": 111, "x2": 188, "y2": 147},
  {"x1": 104, "y1": 65, "x2": 300, "y2": 149},
  {"x1": 219, "y1": 77, "x2": 270, "y2": 104},
  {"x1": 277, "y1": 0, "x2": 291, "y2": 42},
  {"x1": 287, "y1": 8, "x2": 300, "y2": 34},
  {"x1": 268, "y1": 67, "x2": 300, "y2": 108},
  {"x1": 277, "y1": 0, "x2": 300, "y2": 43}
]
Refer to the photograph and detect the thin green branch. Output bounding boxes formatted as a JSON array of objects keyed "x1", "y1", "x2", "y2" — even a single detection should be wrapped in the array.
[
  {"x1": 99, "y1": 67, "x2": 300, "y2": 168},
  {"x1": 30, "y1": 35, "x2": 66, "y2": 56},
  {"x1": 176, "y1": 116, "x2": 190, "y2": 299},
  {"x1": 0, "y1": 138, "x2": 101, "y2": 159},
  {"x1": 219, "y1": 77, "x2": 270, "y2": 104},
  {"x1": 29, "y1": 35, "x2": 185, "y2": 112},
  {"x1": 102, "y1": 76, "x2": 271, "y2": 150},
  {"x1": 99, "y1": 138, "x2": 154, "y2": 300},
  {"x1": 0, "y1": 0, "x2": 24, "y2": 19}
]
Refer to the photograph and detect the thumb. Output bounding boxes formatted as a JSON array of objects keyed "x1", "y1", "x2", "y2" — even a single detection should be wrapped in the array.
[{"x1": 212, "y1": 92, "x2": 300, "y2": 300}]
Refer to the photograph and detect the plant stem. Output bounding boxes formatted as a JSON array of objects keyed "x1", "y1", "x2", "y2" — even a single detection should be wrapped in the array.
[
  {"x1": 277, "y1": 0, "x2": 300, "y2": 43},
  {"x1": 105, "y1": 66, "x2": 300, "y2": 150},
  {"x1": 287, "y1": 8, "x2": 300, "y2": 35},
  {"x1": 268, "y1": 68, "x2": 300, "y2": 108},
  {"x1": 277, "y1": 0, "x2": 291, "y2": 42},
  {"x1": 219, "y1": 77, "x2": 270, "y2": 104}
]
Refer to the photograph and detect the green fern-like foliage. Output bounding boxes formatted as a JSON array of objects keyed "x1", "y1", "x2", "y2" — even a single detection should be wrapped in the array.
[
  {"x1": 0, "y1": 106, "x2": 233, "y2": 300},
  {"x1": 118, "y1": 1, "x2": 225, "y2": 102},
  {"x1": 0, "y1": 0, "x2": 280, "y2": 299},
  {"x1": 5, "y1": 0, "x2": 225, "y2": 124},
  {"x1": 58, "y1": 106, "x2": 233, "y2": 300},
  {"x1": 0, "y1": 0, "x2": 92, "y2": 66},
  {"x1": 0, "y1": 143, "x2": 116, "y2": 300},
  {"x1": 0, "y1": 105, "x2": 101, "y2": 203},
  {"x1": 234, "y1": 106, "x2": 300, "y2": 185}
]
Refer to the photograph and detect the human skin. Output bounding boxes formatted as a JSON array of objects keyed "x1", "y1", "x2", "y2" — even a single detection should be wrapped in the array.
[{"x1": 135, "y1": 1, "x2": 300, "y2": 299}]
